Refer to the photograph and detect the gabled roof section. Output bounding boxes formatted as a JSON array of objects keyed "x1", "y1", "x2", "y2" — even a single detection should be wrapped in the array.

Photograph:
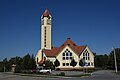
[
  {"x1": 43, "y1": 38, "x2": 86, "y2": 57},
  {"x1": 74, "y1": 46, "x2": 86, "y2": 55},
  {"x1": 42, "y1": 9, "x2": 50, "y2": 17},
  {"x1": 61, "y1": 37, "x2": 77, "y2": 47}
]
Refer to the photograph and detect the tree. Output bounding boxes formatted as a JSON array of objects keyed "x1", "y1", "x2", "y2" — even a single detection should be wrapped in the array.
[
  {"x1": 29, "y1": 54, "x2": 36, "y2": 69},
  {"x1": 14, "y1": 64, "x2": 21, "y2": 73},
  {"x1": 94, "y1": 48, "x2": 120, "y2": 70},
  {"x1": 70, "y1": 58, "x2": 77, "y2": 68},
  {"x1": 3, "y1": 58, "x2": 8, "y2": 72},
  {"x1": 0, "y1": 61, "x2": 4, "y2": 72},
  {"x1": 1, "y1": 54, "x2": 37, "y2": 72},
  {"x1": 108, "y1": 48, "x2": 120, "y2": 70},
  {"x1": 79, "y1": 59, "x2": 84, "y2": 67},
  {"x1": 107, "y1": 52, "x2": 114, "y2": 69},
  {"x1": 22, "y1": 54, "x2": 31, "y2": 70},
  {"x1": 8, "y1": 56, "x2": 23, "y2": 72},
  {"x1": 21, "y1": 54, "x2": 37, "y2": 70},
  {"x1": 103, "y1": 54, "x2": 109, "y2": 69},
  {"x1": 43, "y1": 60, "x2": 54, "y2": 70},
  {"x1": 54, "y1": 59, "x2": 60, "y2": 67}
]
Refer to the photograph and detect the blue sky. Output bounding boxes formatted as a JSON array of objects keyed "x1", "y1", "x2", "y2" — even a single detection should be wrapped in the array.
[{"x1": 0, "y1": 0, "x2": 120, "y2": 60}]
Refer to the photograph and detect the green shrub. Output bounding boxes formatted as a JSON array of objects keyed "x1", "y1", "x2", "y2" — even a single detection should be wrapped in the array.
[
  {"x1": 60, "y1": 72, "x2": 65, "y2": 76},
  {"x1": 56, "y1": 72, "x2": 65, "y2": 76}
]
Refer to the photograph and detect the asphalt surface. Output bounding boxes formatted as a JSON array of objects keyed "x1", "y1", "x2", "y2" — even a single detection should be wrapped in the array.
[
  {"x1": 81, "y1": 70, "x2": 120, "y2": 80},
  {"x1": 0, "y1": 70, "x2": 120, "y2": 80}
]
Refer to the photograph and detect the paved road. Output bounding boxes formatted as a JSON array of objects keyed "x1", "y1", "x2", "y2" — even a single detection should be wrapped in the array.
[
  {"x1": 81, "y1": 70, "x2": 120, "y2": 80},
  {"x1": 0, "y1": 70, "x2": 120, "y2": 80}
]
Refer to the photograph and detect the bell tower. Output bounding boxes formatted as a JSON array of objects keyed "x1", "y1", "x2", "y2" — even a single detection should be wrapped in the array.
[{"x1": 41, "y1": 9, "x2": 52, "y2": 50}]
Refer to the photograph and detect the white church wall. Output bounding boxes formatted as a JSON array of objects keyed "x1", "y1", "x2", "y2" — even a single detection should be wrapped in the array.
[
  {"x1": 79, "y1": 46, "x2": 94, "y2": 68},
  {"x1": 56, "y1": 46, "x2": 80, "y2": 69},
  {"x1": 35, "y1": 50, "x2": 42, "y2": 66}
]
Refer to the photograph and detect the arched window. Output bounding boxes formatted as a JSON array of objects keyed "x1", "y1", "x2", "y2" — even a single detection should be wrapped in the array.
[
  {"x1": 83, "y1": 50, "x2": 90, "y2": 60},
  {"x1": 62, "y1": 49, "x2": 72, "y2": 60}
]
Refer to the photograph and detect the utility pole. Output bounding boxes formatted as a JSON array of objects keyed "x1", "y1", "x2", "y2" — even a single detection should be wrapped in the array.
[{"x1": 112, "y1": 47, "x2": 118, "y2": 73}]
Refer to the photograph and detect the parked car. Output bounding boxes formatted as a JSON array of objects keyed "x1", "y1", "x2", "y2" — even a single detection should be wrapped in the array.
[
  {"x1": 39, "y1": 69, "x2": 51, "y2": 74},
  {"x1": 31, "y1": 68, "x2": 51, "y2": 74}
]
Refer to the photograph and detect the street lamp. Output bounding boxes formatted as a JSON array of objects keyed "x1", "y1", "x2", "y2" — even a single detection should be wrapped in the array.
[{"x1": 112, "y1": 47, "x2": 117, "y2": 73}]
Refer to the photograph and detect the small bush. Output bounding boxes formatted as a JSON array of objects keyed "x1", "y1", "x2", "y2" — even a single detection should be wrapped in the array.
[
  {"x1": 56, "y1": 72, "x2": 65, "y2": 76},
  {"x1": 60, "y1": 72, "x2": 65, "y2": 76}
]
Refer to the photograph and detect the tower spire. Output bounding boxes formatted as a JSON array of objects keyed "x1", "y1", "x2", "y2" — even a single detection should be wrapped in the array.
[{"x1": 43, "y1": 9, "x2": 50, "y2": 17}]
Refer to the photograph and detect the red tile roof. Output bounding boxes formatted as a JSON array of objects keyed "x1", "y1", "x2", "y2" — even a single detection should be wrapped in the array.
[
  {"x1": 43, "y1": 9, "x2": 50, "y2": 17},
  {"x1": 43, "y1": 47, "x2": 60, "y2": 57},
  {"x1": 43, "y1": 38, "x2": 86, "y2": 57}
]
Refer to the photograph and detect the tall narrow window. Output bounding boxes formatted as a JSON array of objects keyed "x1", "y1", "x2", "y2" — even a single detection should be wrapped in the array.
[
  {"x1": 66, "y1": 53, "x2": 68, "y2": 56},
  {"x1": 83, "y1": 53, "x2": 85, "y2": 56},
  {"x1": 87, "y1": 51, "x2": 90, "y2": 60},
  {"x1": 83, "y1": 50, "x2": 90, "y2": 60}
]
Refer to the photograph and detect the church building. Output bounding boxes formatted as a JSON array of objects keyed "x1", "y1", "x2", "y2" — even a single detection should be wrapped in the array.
[{"x1": 36, "y1": 9, "x2": 94, "y2": 70}]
